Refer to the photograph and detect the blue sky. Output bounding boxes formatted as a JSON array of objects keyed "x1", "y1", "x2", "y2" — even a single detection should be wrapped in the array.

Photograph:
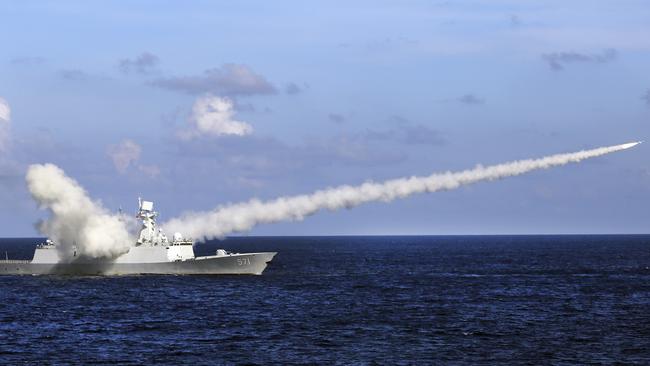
[{"x1": 0, "y1": 0, "x2": 648, "y2": 236}]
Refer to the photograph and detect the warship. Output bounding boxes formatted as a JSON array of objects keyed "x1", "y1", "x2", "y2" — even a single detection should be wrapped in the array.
[{"x1": 0, "y1": 199, "x2": 276, "y2": 275}]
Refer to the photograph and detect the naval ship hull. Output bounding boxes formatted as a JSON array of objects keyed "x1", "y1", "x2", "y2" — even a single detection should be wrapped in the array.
[{"x1": 0, "y1": 252, "x2": 276, "y2": 276}]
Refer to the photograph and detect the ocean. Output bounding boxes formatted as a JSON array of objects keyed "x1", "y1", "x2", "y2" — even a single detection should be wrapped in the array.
[{"x1": 0, "y1": 235, "x2": 649, "y2": 365}]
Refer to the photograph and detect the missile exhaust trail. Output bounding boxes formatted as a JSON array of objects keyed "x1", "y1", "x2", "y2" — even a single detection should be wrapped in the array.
[{"x1": 163, "y1": 141, "x2": 641, "y2": 241}]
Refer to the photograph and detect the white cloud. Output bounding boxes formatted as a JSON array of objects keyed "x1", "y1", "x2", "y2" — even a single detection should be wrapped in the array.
[
  {"x1": 0, "y1": 98, "x2": 10, "y2": 122},
  {"x1": 107, "y1": 139, "x2": 160, "y2": 178},
  {"x1": 118, "y1": 52, "x2": 159, "y2": 75},
  {"x1": 0, "y1": 97, "x2": 11, "y2": 152},
  {"x1": 179, "y1": 95, "x2": 253, "y2": 140},
  {"x1": 107, "y1": 139, "x2": 141, "y2": 173},
  {"x1": 151, "y1": 63, "x2": 276, "y2": 96},
  {"x1": 137, "y1": 164, "x2": 161, "y2": 178}
]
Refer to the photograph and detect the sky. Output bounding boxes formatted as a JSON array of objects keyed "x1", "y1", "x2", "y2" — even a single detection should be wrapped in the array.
[{"x1": 0, "y1": 0, "x2": 649, "y2": 236}]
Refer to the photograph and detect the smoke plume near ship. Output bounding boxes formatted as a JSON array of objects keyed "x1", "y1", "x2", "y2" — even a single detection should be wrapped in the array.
[
  {"x1": 26, "y1": 164, "x2": 133, "y2": 259},
  {"x1": 162, "y1": 142, "x2": 641, "y2": 241}
]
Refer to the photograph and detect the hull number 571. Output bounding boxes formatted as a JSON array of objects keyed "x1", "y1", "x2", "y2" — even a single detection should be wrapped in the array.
[{"x1": 237, "y1": 258, "x2": 251, "y2": 266}]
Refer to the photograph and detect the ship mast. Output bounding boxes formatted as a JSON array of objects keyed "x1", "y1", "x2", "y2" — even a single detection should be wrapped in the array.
[{"x1": 136, "y1": 198, "x2": 168, "y2": 246}]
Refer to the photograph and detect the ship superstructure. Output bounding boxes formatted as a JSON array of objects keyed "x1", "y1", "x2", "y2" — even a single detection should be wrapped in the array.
[{"x1": 1, "y1": 199, "x2": 276, "y2": 275}]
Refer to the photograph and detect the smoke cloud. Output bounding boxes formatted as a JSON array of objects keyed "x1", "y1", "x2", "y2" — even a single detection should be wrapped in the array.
[
  {"x1": 26, "y1": 164, "x2": 133, "y2": 260},
  {"x1": 163, "y1": 142, "x2": 640, "y2": 241}
]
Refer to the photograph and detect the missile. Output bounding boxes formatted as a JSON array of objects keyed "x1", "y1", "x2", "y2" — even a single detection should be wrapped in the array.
[{"x1": 618, "y1": 141, "x2": 641, "y2": 149}]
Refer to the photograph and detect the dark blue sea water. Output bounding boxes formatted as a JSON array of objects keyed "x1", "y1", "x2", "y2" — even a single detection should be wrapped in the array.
[{"x1": 1, "y1": 235, "x2": 649, "y2": 365}]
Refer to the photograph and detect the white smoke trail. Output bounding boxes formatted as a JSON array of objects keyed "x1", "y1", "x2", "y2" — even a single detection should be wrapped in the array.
[
  {"x1": 26, "y1": 164, "x2": 133, "y2": 259},
  {"x1": 163, "y1": 142, "x2": 640, "y2": 241}
]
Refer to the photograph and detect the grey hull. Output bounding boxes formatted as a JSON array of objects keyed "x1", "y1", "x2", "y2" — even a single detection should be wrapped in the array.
[{"x1": 0, "y1": 252, "x2": 276, "y2": 276}]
